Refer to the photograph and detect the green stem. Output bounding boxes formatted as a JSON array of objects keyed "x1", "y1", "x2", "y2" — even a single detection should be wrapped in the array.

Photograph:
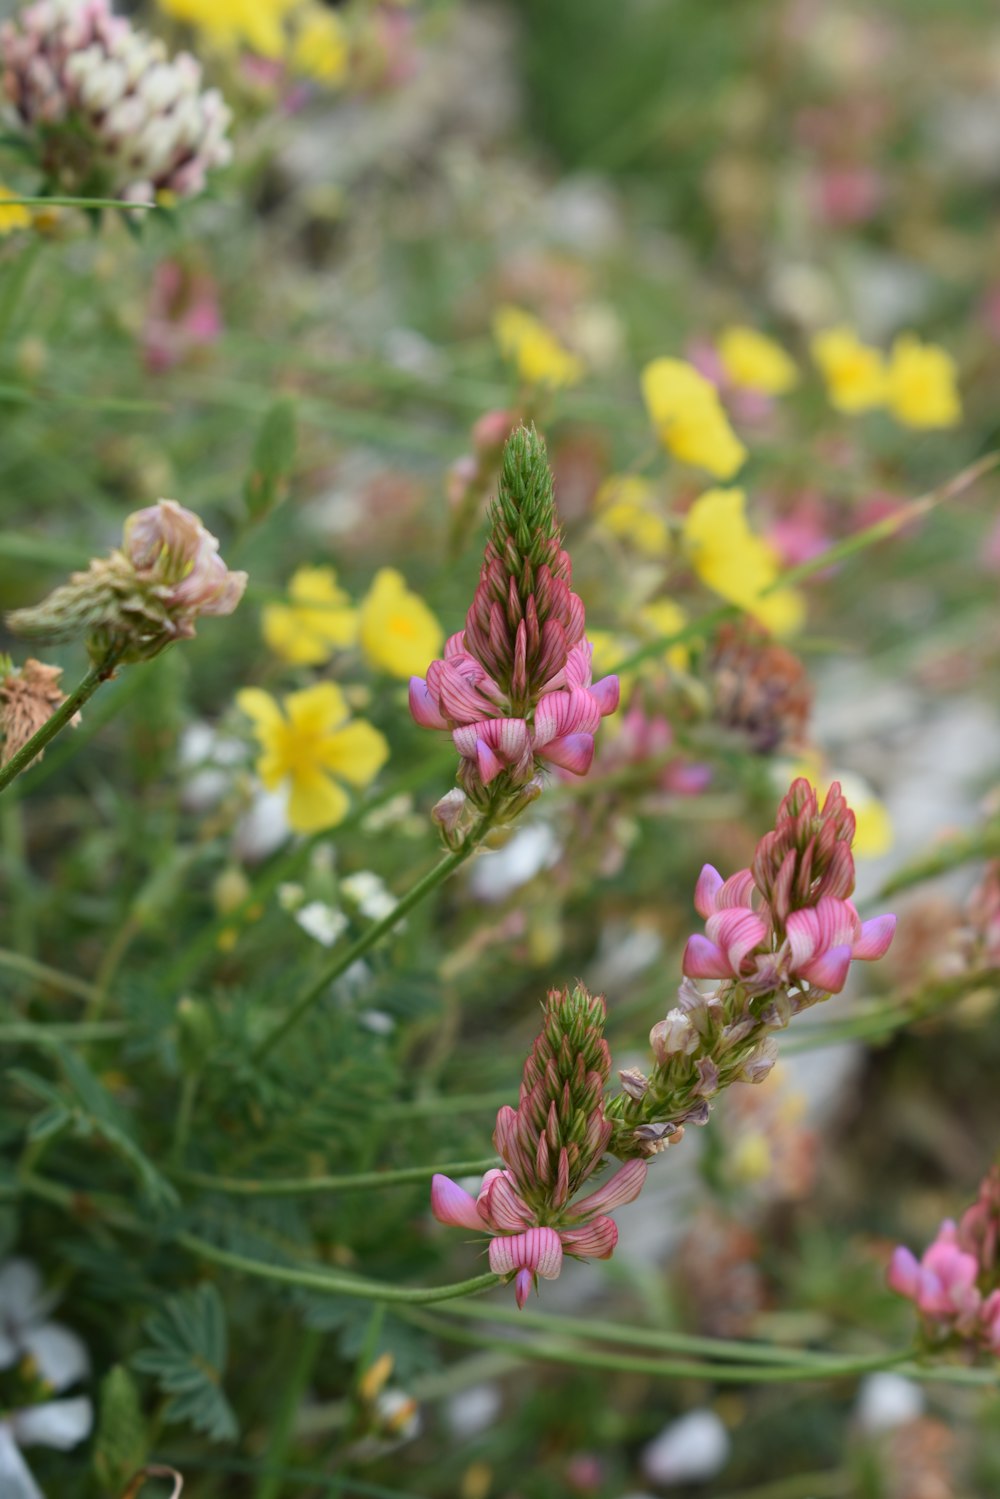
[
  {"x1": 0, "y1": 651, "x2": 123, "y2": 797},
  {"x1": 0, "y1": 1020, "x2": 130, "y2": 1044},
  {"x1": 170, "y1": 1073, "x2": 200, "y2": 1169},
  {"x1": 0, "y1": 948, "x2": 100, "y2": 1004},
  {"x1": 253, "y1": 1327, "x2": 322, "y2": 1499},
  {"x1": 86, "y1": 912, "x2": 141, "y2": 1025},
  {"x1": 172, "y1": 1157, "x2": 499, "y2": 1197},
  {"x1": 251, "y1": 839, "x2": 482, "y2": 1064}
]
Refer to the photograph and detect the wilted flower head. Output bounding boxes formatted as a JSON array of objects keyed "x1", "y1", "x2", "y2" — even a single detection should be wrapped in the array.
[
  {"x1": 431, "y1": 985, "x2": 646, "y2": 1307},
  {"x1": 708, "y1": 621, "x2": 812, "y2": 755},
  {"x1": 0, "y1": 656, "x2": 78, "y2": 765},
  {"x1": 410, "y1": 425, "x2": 618, "y2": 825},
  {"x1": 0, "y1": 0, "x2": 232, "y2": 203},
  {"x1": 7, "y1": 499, "x2": 246, "y2": 663}
]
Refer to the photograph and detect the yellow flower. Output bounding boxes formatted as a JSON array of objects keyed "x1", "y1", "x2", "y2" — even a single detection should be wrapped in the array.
[
  {"x1": 359, "y1": 568, "x2": 444, "y2": 680},
  {"x1": 717, "y1": 326, "x2": 798, "y2": 395},
  {"x1": 810, "y1": 327, "x2": 886, "y2": 413},
  {"x1": 263, "y1": 566, "x2": 359, "y2": 666},
  {"x1": 493, "y1": 305, "x2": 584, "y2": 390},
  {"x1": 0, "y1": 185, "x2": 32, "y2": 235},
  {"x1": 237, "y1": 683, "x2": 388, "y2": 834},
  {"x1": 291, "y1": 5, "x2": 348, "y2": 83},
  {"x1": 885, "y1": 335, "x2": 961, "y2": 429},
  {"x1": 640, "y1": 358, "x2": 747, "y2": 480},
  {"x1": 594, "y1": 475, "x2": 671, "y2": 558},
  {"x1": 158, "y1": 0, "x2": 297, "y2": 56},
  {"x1": 635, "y1": 598, "x2": 690, "y2": 672},
  {"x1": 682, "y1": 488, "x2": 805, "y2": 637}
]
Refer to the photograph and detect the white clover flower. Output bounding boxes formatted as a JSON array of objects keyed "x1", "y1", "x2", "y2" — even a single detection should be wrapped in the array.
[{"x1": 0, "y1": 1259, "x2": 92, "y2": 1499}]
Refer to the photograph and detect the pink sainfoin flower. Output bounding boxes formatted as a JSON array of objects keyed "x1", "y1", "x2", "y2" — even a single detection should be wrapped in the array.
[
  {"x1": 143, "y1": 260, "x2": 222, "y2": 374},
  {"x1": 411, "y1": 425, "x2": 618, "y2": 830},
  {"x1": 0, "y1": 0, "x2": 232, "y2": 203},
  {"x1": 888, "y1": 1167, "x2": 1000, "y2": 1356},
  {"x1": 431, "y1": 985, "x2": 646, "y2": 1307},
  {"x1": 683, "y1": 777, "x2": 895, "y2": 1000}
]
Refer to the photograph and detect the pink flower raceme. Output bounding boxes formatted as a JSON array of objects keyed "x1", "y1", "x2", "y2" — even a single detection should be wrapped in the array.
[
  {"x1": 682, "y1": 779, "x2": 895, "y2": 997},
  {"x1": 889, "y1": 1175, "x2": 1000, "y2": 1356},
  {"x1": 432, "y1": 1157, "x2": 647, "y2": 1309},
  {"x1": 410, "y1": 425, "x2": 618, "y2": 821},
  {"x1": 430, "y1": 985, "x2": 646, "y2": 1306}
]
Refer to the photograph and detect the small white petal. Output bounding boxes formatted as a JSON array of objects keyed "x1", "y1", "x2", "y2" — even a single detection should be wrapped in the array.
[
  {"x1": 295, "y1": 902, "x2": 348, "y2": 948},
  {"x1": 13, "y1": 1397, "x2": 93, "y2": 1452},
  {"x1": 21, "y1": 1323, "x2": 89, "y2": 1392},
  {"x1": 0, "y1": 1427, "x2": 44, "y2": 1499}
]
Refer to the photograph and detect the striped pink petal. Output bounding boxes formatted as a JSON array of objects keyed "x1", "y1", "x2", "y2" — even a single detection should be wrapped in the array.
[
  {"x1": 408, "y1": 677, "x2": 447, "y2": 730},
  {"x1": 706, "y1": 909, "x2": 768, "y2": 972},
  {"x1": 539, "y1": 732, "x2": 595, "y2": 776},
  {"x1": 785, "y1": 897, "x2": 858, "y2": 970},
  {"x1": 560, "y1": 1216, "x2": 619, "y2": 1260},
  {"x1": 564, "y1": 641, "x2": 594, "y2": 689},
  {"x1": 533, "y1": 688, "x2": 601, "y2": 748},
  {"x1": 855, "y1": 914, "x2": 896, "y2": 960},
  {"x1": 443, "y1": 631, "x2": 467, "y2": 658},
  {"x1": 481, "y1": 1173, "x2": 535, "y2": 1232},
  {"x1": 693, "y1": 864, "x2": 724, "y2": 919},
  {"x1": 718, "y1": 869, "x2": 757, "y2": 909},
  {"x1": 431, "y1": 1174, "x2": 485, "y2": 1231},
  {"x1": 489, "y1": 1227, "x2": 563, "y2": 1280},
  {"x1": 589, "y1": 675, "x2": 620, "y2": 717},
  {"x1": 514, "y1": 1267, "x2": 534, "y2": 1308},
  {"x1": 566, "y1": 1159, "x2": 647, "y2": 1219},
  {"x1": 682, "y1": 933, "x2": 732, "y2": 979},
  {"x1": 797, "y1": 944, "x2": 853, "y2": 993}
]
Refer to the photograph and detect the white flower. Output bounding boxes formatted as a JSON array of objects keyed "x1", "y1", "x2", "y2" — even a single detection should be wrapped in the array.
[
  {"x1": 641, "y1": 1409, "x2": 730, "y2": 1486},
  {"x1": 340, "y1": 871, "x2": 398, "y2": 923},
  {"x1": 295, "y1": 901, "x2": 349, "y2": 948},
  {"x1": 854, "y1": 1372, "x2": 924, "y2": 1435},
  {"x1": 0, "y1": 1260, "x2": 92, "y2": 1499}
]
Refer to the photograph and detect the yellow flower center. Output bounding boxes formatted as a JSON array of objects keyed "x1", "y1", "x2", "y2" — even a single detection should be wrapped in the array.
[{"x1": 389, "y1": 612, "x2": 420, "y2": 640}]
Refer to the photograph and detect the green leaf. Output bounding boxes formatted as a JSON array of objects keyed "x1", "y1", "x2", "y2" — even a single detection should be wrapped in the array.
[
  {"x1": 244, "y1": 400, "x2": 297, "y2": 519},
  {"x1": 93, "y1": 1365, "x2": 148, "y2": 1493},
  {"x1": 132, "y1": 1284, "x2": 238, "y2": 1443}
]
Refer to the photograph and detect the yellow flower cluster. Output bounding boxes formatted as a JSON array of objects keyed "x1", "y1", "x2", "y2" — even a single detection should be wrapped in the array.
[
  {"x1": 594, "y1": 475, "x2": 671, "y2": 559},
  {"x1": 811, "y1": 327, "x2": 961, "y2": 429},
  {"x1": 682, "y1": 488, "x2": 804, "y2": 637},
  {"x1": 717, "y1": 326, "x2": 798, "y2": 395},
  {"x1": 640, "y1": 358, "x2": 747, "y2": 479},
  {"x1": 238, "y1": 683, "x2": 388, "y2": 832},
  {"x1": 158, "y1": 0, "x2": 348, "y2": 84},
  {"x1": 263, "y1": 565, "x2": 442, "y2": 679},
  {"x1": 493, "y1": 306, "x2": 585, "y2": 390}
]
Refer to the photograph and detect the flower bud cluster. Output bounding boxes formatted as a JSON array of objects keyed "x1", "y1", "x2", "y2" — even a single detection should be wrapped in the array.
[
  {"x1": 7, "y1": 499, "x2": 246, "y2": 664},
  {"x1": 606, "y1": 778, "x2": 895, "y2": 1159},
  {"x1": 431, "y1": 985, "x2": 646, "y2": 1308},
  {"x1": 1, "y1": 0, "x2": 232, "y2": 202},
  {"x1": 411, "y1": 425, "x2": 618, "y2": 828},
  {"x1": 889, "y1": 1167, "x2": 1000, "y2": 1357}
]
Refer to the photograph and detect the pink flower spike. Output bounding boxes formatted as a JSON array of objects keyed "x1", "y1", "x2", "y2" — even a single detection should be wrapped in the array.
[
  {"x1": 560, "y1": 1216, "x2": 618, "y2": 1260},
  {"x1": 682, "y1": 934, "x2": 733, "y2": 980},
  {"x1": 855, "y1": 914, "x2": 896, "y2": 960},
  {"x1": 489, "y1": 1227, "x2": 563, "y2": 1280},
  {"x1": 568, "y1": 1159, "x2": 648, "y2": 1219},
  {"x1": 693, "y1": 864, "x2": 724, "y2": 919},
  {"x1": 798, "y1": 944, "x2": 853, "y2": 994},
  {"x1": 431, "y1": 1174, "x2": 485, "y2": 1231},
  {"x1": 409, "y1": 677, "x2": 448, "y2": 730}
]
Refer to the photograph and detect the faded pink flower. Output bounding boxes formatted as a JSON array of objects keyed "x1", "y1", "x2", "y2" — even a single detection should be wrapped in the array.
[{"x1": 143, "y1": 260, "x2": 222, "y2": 374}]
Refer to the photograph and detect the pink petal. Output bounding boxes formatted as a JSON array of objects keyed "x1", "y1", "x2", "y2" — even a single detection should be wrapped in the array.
[
  {"x1": 563, "y1": 641, "x2": 593, "y2": 689},
  {"x1": 717, "y1": 869, "x2": 757, "y2": 909},
  {"x1": 409, "y1": 677, "x2": 447, "y2": 730},
  {"x1": 706, "y1": 909, "x2": 768, "y2": 971},
  {"x1": 539, "y1": 732, "x2": 595, "y2": 776},
  {"x1": 589, "y1": 675, "x2": 620, "y2": 717},
  {"x1": 514, "y1": 1267, "x2": 533, "y2": 1308},
  {"x1": 797, "y1": 944, "x2": 853, "y2": 993},
  {"x1": 475, "y1": 737, "x2": 504, "y2": 784},
  {"x1": 489, "y1": 1227, "x2": 563, "y2": 1280},
  {"x1": 444, "y1": 631, "x2": 468, "y2": 658},
  {"x1": 855, "y1": 913, "x2": 896, "y2": 961},
  {"x1": 887, "y1": 1246, "x2": 920, "y2": 1300},
  {"x1": 431, "y1": 1174, "x2": 485, "y2": 1231},
  {"x1": 533, "y1": 688, "x2": 601, "y2": 748},
  {"x1": 682, "y1": 934, "x2": 733, "y2": 979},
  {"x1": 437, "y1": 665, "x2": 497, "y2": 725},
  {"x1": 482, "y1": 1174, "x2": 535, "y2": 1232},
  {"x1": 568, "y1": 1159, "x2": 647, "y2": 1219},
  {"x1": 560, "y1": 1216, "x2": 619, "y2": 1260},
  {"x1": 693, "y1": 864, "x2": 724, "y2": 919}
]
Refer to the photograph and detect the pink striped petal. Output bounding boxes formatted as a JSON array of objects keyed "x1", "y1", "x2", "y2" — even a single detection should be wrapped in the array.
[
  {"x1": 475, "y1": 737, "x2": 504, "y2": 784},
  {"x1": 409, "y1": 677, "x2": 447, "y2": 730},
  {"x1": 786, "y1": 897, "x2": 859, "y2": 971},
  {"x1": 437, "y1": 666, "x2": 496, "y2": 725},
  {"x1": 693, "y1": 864, "x2": 724, "y2": 919},
  {"x1": 718, "y1": 869, "x2": 757, "y2": 909},
  {"x1": 560, "y1": 1215, "x2": 619, "y2": 1260},
  {"x1": 797, "y1": 944, "x2": 853, "y2": 993},
  {"x1": 564, "y1": 641, "x2": 593, "y2": 689},
  {"x1": 589, "y1": 675, "x2": 620, "y2": 717},
  {"x1": 706, "y1": 909, "x2": 768, "y2": 971},
  {"x1": 482, "y1": 1174, "x2": 535, "y2": 1232},
  {"x1": 489, "y1": 1227, "x2": 563, "y2": 1280},
  {"x1": 431, "y1": 1174, "x2": 485, "y2": 1231},
  {"x1": 514, "y1": 1267, "x2": 533, "y2": 1308},
  {"x1": 539, "y1": 732, "x2": 595, "y2": 776},
  {"x1": 682, "y1": 934, "x2": 732, "y2": 979},
  {"x1": 533, "y1": 688, "x2": 601, "y2": 747},
  {"x1": 567, "y1": 1159, "x2": 647, "y2": 1219},
  {"x1": 493, "y1": 1106, "x2": 518, "y2": 1161},
  {"x1": 855, "y1": 913, "x2": 896, "y2": 961},
  {"x1": 443, "y1": 631, "x2": 467, "y2": 658}
]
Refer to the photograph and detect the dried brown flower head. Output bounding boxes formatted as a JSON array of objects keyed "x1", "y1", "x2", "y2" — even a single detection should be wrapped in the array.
[{"x1": 0, "y1": 657, "x2": 78, "y2": 766}]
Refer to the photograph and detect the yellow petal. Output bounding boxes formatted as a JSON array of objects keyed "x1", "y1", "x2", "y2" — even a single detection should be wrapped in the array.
[
  {"x1": 718, "y1": 326, "x2": 798, "y2": 395},
  {"x1": 287, "y1": 768, "x2": 350, "y2": 834},
  {"x1": 749, "y1": 586, "x2": 806, "y2": 638},
  {"x1": 322, "y1": 719, "x2": 390, "y2": 788},
  {"x1": 885, "y1": 335, "x2": 961, "y2": 430},
  {"x1": 262, "y1": 604, "x2": 331, "y2": 665},
  {"x1": 285, "y1": 682, "x2": 349, "y2": 732},
  {"x1": 359, "y1": 568, "x2": 443, "y2": 680},
  {"x1": 236, "y1": 687, "x2": 283, "y2": 732},
  {"x1": 810, "y1": 327, "x2": 886, "y2": 414}
]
